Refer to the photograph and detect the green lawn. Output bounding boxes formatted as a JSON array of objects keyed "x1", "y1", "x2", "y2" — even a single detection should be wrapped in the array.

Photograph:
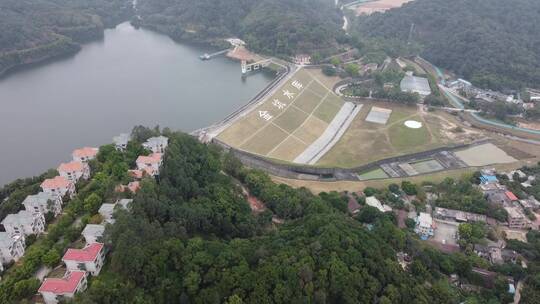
[{"x1": 388, "y1": 116, "x2": 431, "y2": 151}]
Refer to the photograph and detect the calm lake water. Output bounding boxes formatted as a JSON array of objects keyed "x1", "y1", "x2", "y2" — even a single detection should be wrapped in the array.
[{"x1": 0, "y1": 22, "x2": 273, "y2": 186}]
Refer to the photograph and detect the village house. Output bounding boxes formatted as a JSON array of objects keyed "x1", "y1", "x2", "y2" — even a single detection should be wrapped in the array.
[
  {"x1": 38, "y1": 271, "x2": 87, "y2": 304},
  {"x1": 415, "y1": 212, "x2": 435, "y2": 240},
  {"x1": 81, "y1": 224, "x2": 105, "y2": 245},
  {"x1": 0, "y1": 232, "x2": 25, "y2": 265},
  {"x1": 41, "y1": 176, "x2": 76, "y2": 199},
  {"x1": 2, "y1": 210, "x2": 45, "y2": 236},
  {"x1": 72, "y1": 147, "x2": 98, "y2": 163},
  {"x1": 504, "y1": 206, "x2": 530, "y2": 229},
  {"x1": 136, "y1": 153, "x2": 163, "y2": 176},
  {"x1": 505, "y1": 191, "x2": 518, "y2": 202},
  {"x1": 62, "y1": 243, "x2": 105, "y2": 276},
  {"x1": 22, "y1": 192, "x2": 62, "y2": 217},
  {"x1": 113, "y1": 133, "x2": 130, "y2": 151},
  {"x1": 142, "y1": 136, "x2": 168, "y2": 153},
  {"x1": 58, "y1": 161, "x2": 90, "y2": 183}
]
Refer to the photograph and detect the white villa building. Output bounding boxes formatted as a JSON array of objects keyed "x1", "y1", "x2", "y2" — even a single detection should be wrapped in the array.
[
  {"x1": 0, "y1": 232, "x2": 25, "y2": 265},
  {"x1": 143, "y1": 136, "x2": 168, "y2": 153},
  {"x1": 81, "y1": 224, "x2": 105, "y2": 245},
  {"x1": 113, "y1": 133, "x2": 130, "y2": 151},
  {"x1": 38, "y1": 271, "x2": 87, "y2": 304},
  {"x1": 62, "y1": 243, "x2": 105, "y2": 276},
  {"x1": 41, "y1": 176, "x2": 76, "y2": 199},
  {"x1": 136, "y1": 153, "x2": 163, "y2": 176},
  {"x1": 58, "y1": 161, "x2": 90, "y2": 183},
  {"x1": 22, "y1": 192, "x2": 63, "y2": 217},
  {"x1": 72, "y1": 147, "x2": 98, "y2": 163},
  {"x1": 2, "y1": 210, "x2": 45, "y2": 236}
]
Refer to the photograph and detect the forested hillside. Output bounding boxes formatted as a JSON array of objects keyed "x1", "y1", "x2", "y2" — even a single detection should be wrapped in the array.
[
  {"x1": 67, "y1": 132, "x2": 507, "y2": 303},
  {"x1": 353, "y1": 0, "x2": 540, "y2": 90},
  {"x1": 135, "y1": 0, "x2": 344, "y2": 56},
  {"x1": 0, "y1": 0, "x2": 132, "y2": 75}
]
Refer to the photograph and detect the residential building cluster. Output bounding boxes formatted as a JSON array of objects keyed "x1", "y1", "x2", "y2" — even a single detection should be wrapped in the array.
[
  {"x1": 0, "y1": 147, "x2": 97, "y2": 272},
  {"x1": 479, "y1": 169, "x2": 536, "y2": 230},
  {"x1": 37, "y1": 134, "x2": 168, "y2": 303},
  {"x1": 0, "y1": 133, "x2": 168, "y2": 303}
]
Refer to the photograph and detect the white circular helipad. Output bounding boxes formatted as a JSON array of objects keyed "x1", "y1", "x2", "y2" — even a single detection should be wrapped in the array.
[{"x1": 404, "y1": 120, "x2": 423, "y2": 129}]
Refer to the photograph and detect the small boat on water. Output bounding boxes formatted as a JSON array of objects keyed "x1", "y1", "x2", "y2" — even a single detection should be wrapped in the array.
[{"x1": 199, "y1": 53, "x2": 210, "y2": 60}]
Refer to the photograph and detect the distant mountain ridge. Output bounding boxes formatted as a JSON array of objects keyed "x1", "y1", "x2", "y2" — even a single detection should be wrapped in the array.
[{"x1": 353, "y1": 0, "x2": 540, "y2": 90}]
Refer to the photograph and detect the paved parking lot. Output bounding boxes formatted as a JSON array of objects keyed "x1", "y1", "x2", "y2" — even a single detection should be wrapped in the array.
[{"x1": 432, "y1": 219, "x2": 458, "y2": 245}]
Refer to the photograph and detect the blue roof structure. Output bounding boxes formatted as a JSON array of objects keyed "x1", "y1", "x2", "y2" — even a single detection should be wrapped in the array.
[{"x1": 480, "y1": 174, "x2": 498, "y2": 184}]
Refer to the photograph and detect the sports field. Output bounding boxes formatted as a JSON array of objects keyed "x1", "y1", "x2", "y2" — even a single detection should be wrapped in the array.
[{"x1": 217, "y1": 68, "x2": 349, "y2": 162}]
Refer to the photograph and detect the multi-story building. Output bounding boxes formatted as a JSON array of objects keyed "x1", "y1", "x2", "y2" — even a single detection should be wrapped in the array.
[
  {"x1": 62, "y1": 243, "x2": 105, "y2": 276},
  {"x1": 72, "y1": 147, "x2": 98, "y2": 163},
  {"x1": 81, "y1": 225, "x2": 105, "y2": 245},
  {"x1": 0, "y1": 232, "x2": 25, "y2": 264},
  {"x1": 2, "y1": 210, "x2": 45, "y2": 236},
  {"x1": 22, "y1": 192, "x2": 63, "y2": 217},
  {"x1": 38, "y1": 271, "x2": 87, "y2": 304},
  {"x1": 113, "y1": 133, "x2": 130, "y2": 151},
  {"x1": 41, "y1": 176, "x2": 76, "y2": 199},
  {"x1": 504, "y1": 207, "x2": 530, "y2": 229},
  {"x1": 142, "y1": 136, "x2": 168, "y2": 153},
  {"x1": 415, "y1": 212, "x2": 435, "y2": 240},
  {"x1": 58, "y1": 161, "x2": 90, "y2": 183},
  {"x1": 136, "y1": 153, "x2": 163, "y2": 176}
]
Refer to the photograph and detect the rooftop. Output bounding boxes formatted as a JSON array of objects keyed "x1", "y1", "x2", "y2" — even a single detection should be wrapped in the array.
[
  {"x1": 505, "y1": 191, "x2": 518, "y2": 201},
  {"x1": 113, "y1": 133, "x2": 130, "y2": 145},
  {"x1": 365, "y1": 196, "x2": 392, "y2": 212},
  {"x1": 58, "y1": 161, "x2": 85, "y2": 173},
  {"x1": 2, "y1": 210, "x2": 37, "y2": 226},
  {"x1": 144, "y1": 136, "x2": 168, "y2": 146},
  {"x1": 22, "y1": 192, "x2": 57, "y2": 205},
  {"x1": 417, "y1": 212, "x2": 433, "y2": 228},
  {"x1": 400, "y1": 75, "x2": 431, "y2": 95},
  {"x1": 41, "y1": 176, "x2": 72, "y2": 189},
  {"x1": 82, "y1": 224, "x2": 105, "y2": 237},
  {"x1": 117, "y1": 199, "x2": 133, "y2": 209},
  {"x1": 504, "y1": 206, "x2": 524, "y2": 219},
  {"x1": 136, "y1": 153, "x2": 162, "y2": 164},
  {"x1": 72, "y1": 147, "x2": 98, "y2": 158},
  {"x1": 63, "y1": 243, "x2": 104, "y2": 262},
  {"x1": 38, "y1": 271, "x2": 86, "y2": 294},
  {"x1": 98, "y1": 203, "x2": 116, "y2": 216}
]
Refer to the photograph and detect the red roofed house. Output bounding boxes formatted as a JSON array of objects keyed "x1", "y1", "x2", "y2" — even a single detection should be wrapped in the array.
[
  {"x1": 72, "y1": 147, "x2": 98, "y2": 163},
  {"x1": 62, "y1": 243, "x2": 105, "y2": 276},
  {"x1": 115, "y1": 181, "x2": 141, "y2": 194},
  {"x1": 58, "y1": 161, "x2": 90, "y2": 183},
  {"x1": 505, "y1": 191, "x2": 518, "y2": 202},
  {"x1": 38, "y1": 271, "x2": 87, "y2": 304},
  {"x1": 136, "y1": 153, "x2": 163, "y2": 176},
  {"x1": 41, "y1": 176, "x2": 76, "y2": 199}
]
